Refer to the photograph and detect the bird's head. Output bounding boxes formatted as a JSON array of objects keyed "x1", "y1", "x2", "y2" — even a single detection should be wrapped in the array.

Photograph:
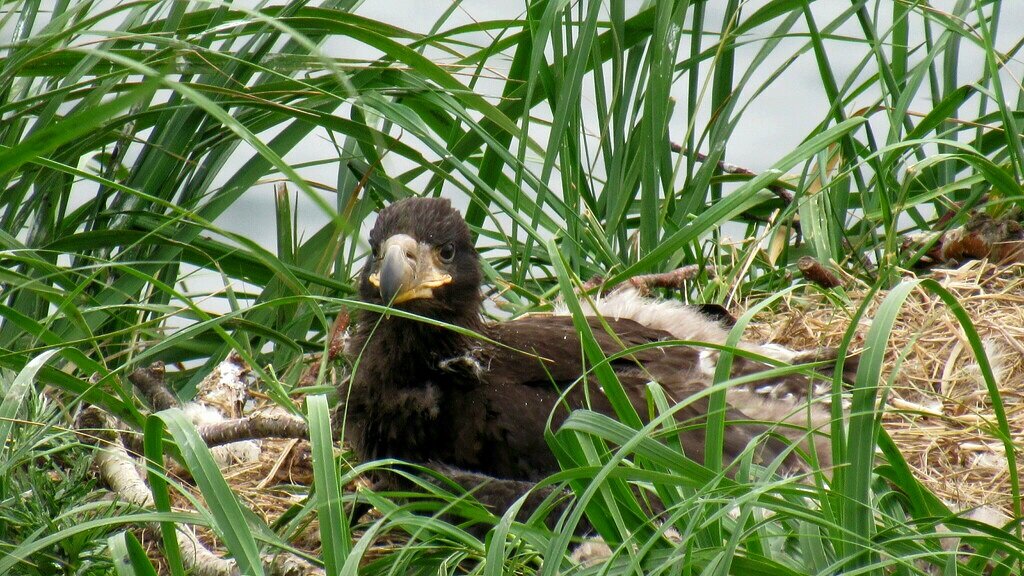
[{"x1": 359, "y1": 197, "x2": 482, "y2": 322}]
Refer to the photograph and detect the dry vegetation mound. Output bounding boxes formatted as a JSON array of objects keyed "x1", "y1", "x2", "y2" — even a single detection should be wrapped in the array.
[{"x1": 752, "y1": 260, "x2": 1024, "y2": 517}]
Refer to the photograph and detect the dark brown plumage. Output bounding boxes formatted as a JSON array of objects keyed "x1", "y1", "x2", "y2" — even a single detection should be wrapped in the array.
[{"x1": 340, "y1": 197, "x2": 839, "y2": 524}]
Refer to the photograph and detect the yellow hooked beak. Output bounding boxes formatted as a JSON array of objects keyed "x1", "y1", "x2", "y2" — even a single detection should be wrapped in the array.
[{"x1": 368, "y1": 234, "x2": 453, "y2": 304}]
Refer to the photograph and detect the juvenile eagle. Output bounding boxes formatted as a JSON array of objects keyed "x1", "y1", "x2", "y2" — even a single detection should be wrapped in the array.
[{"x1": 341, "y1": 197, "x2": 838, "y2": 519}]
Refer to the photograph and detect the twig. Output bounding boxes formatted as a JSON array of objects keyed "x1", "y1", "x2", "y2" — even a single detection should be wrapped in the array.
[
  {"x1": 77, "y1": 406, "x2": 154, "y2": 505},
  {"x1": 128, "y1": 362, "x2": 179, "y2": 411},
  {"x1": 797, "y1": 256, "x2": 842, "y2": 289},
  {"x1": 198, "y1": 411, "x2": 309, "y2": 448},
  {"x1": 127, "y1": 355, "x2": 264, "y2": 469},
  {"x1": 119, "y1": 411, "x2": 310, "y2": 454},
  {"x1": 618, "y1": 264, "x2": 706, "y2": 296},
  {"x1": 669, "y1": 141, "x2": 794, "y2": 204},
  {"x1": 577, "y1": 266, "x2": 711, "y2": 298}
]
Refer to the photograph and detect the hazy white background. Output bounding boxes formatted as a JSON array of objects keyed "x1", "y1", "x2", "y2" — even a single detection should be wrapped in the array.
[
  {"x1": 2, "y1": 1, "x2": 1021, "y2": 275},
  {"x1": 212, "y1": 1, "x2": 1024, "y2": 254}
]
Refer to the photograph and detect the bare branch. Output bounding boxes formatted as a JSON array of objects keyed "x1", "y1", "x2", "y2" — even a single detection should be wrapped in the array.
[
  {"x1": 670, "y1": 141, "x2": 794, "y2": 204},
  {"x1": 128, "y1": 362, "x2": 179, "y2": 411},
  {"x1": 198, "y1": 411, "x2": 309, "y2": 448},
  {"x1": 77, "y1": 405, "x2": 322, "y2": 576},
  {"x1": 797, "y1": 256, "x2": 842, "y2": 289},
  {"x1": 616, "y1": 264, "x2": 706, "y2": 296}
]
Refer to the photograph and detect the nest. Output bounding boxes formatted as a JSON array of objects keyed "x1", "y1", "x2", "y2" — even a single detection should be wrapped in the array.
[
  {"x1": 174, "y1": 260, "x2": 1024, "y2": 568},
  {"x1": 750, "y1": 259, "x2": 1024, "y2": 516}
]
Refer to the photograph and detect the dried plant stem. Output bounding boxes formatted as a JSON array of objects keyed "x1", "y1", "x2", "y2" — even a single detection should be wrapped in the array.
[{"x1": 619, "y1": 264, "x2": 705, "y2": 296}]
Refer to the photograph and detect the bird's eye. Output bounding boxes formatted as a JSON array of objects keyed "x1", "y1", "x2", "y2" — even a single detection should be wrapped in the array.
[
  {"x1": 438, "y1": 242, "x2": 455, "y2": 262},
  {"x1": 371, "y1": 244, "x2": 380, "y2": 259}
]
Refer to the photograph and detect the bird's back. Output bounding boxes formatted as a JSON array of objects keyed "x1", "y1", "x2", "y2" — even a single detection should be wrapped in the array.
[{"x1": 478, "y1": 314, "x2": 813, "y2": 477}]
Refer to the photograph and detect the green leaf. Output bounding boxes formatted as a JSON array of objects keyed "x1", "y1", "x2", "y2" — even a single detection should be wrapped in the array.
[
  {"x1": 0, "y1": 349, "x2": 60, "y2": 455},
  {"x1": 0, "y1": 81, "x2": 155, "y2": 178},
  {"x1": 308, "y1": 394, "x2": 348, "y2": 572},
  {"x1": 157, "y1": 408, "x2": 265, "y2": 576},
  {"x1": 109, "y1": 531, "x2": 160, "y2": 576}
]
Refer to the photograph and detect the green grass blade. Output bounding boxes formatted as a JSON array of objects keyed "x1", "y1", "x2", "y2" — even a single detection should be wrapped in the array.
[
  {"x1": 109, "y1": 531, "x2": 159, "y2": 576},
  {"x1": 308, "y1": 394, "x2": 348, "y2": 572},
  {"x1": 157, "y1": 408, "x2": 265, "y2": 576},
  {"x1": 0, "y1": 348, "x2": 60, "y2": 455}
]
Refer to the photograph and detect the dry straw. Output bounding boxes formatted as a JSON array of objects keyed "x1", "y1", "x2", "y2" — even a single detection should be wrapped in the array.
[{"x1": 751, "y1": 259, "x2": 1024, "y2": 516}]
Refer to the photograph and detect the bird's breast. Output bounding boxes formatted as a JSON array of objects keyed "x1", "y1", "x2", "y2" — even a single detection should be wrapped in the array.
[{"x1": 344, "y1": 377, "x2": 495, "y2": 465}]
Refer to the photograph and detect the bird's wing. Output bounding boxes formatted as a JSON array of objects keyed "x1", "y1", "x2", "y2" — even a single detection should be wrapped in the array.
[{"x1": 481, "y1": 315, "x2": 806, "y2": 471}]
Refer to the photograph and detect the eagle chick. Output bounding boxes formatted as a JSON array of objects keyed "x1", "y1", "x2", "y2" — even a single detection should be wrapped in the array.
[{"x1": 341, "y1": 197, "x2": 840, "y2": 524}]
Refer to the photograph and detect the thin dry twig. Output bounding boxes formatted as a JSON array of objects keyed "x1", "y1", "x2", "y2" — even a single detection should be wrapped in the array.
[
  {"x1": 669, "y1": 141, "x2": 794, "y2": 204},
  {"x1": 579, "y1": 266, "x2": 710, "y2": 297}
]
